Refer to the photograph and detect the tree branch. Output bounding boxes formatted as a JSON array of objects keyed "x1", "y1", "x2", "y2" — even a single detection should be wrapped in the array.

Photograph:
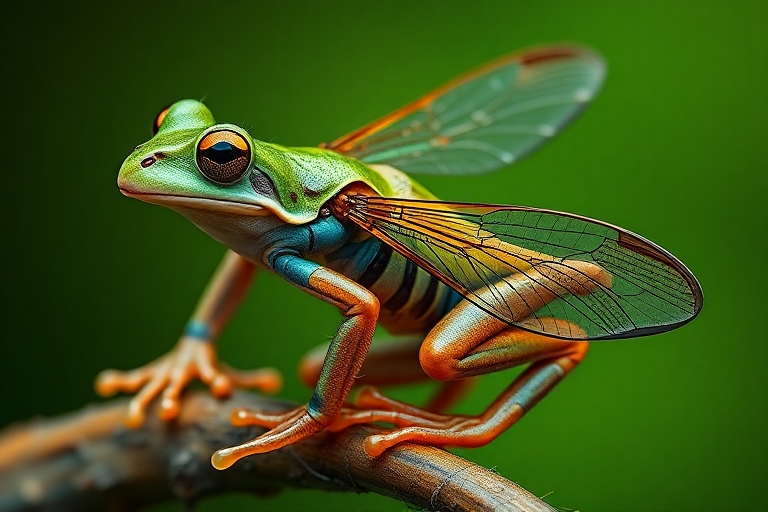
[{"x1": 0, "y1": 392, "x2": 555, "y2": 512}]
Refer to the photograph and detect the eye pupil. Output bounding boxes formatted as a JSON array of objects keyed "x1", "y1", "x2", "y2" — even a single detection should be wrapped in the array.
[
  {"x1": 196, "y1": 130, "x2": 252, "y2": 184},
  {"x1": 205, "y1": 141, "x2": 239, "y2": 163},
  {"x1": 212, "y1": 142, "x2": 232, "y2": 151}
]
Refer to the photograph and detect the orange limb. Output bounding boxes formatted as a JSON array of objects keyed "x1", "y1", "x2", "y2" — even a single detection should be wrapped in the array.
[
  {"x1": 364, "y1": 338, "x2": 586, "y2": 457},
  {"x1": 299, "y1": 336, "x2": 425, "y2": 388},
  {"x1": 217, "y1": 251, "x2": 592, "y2": 463},
  {"x1": 317, "y1": 299, "x2": 588, "y2": 456},
  {"x1": 299, "y1": 336, "x2": 475, "y2": 414},
  {"x1": 211, "y1": 261, "x2": 380, "y2": 470},
  {"x1": 95, "y1": 250, "x2": 281, "y2": 427}
]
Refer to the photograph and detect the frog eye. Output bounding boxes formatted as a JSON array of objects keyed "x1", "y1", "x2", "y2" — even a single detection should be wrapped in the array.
[
  {"x1": 195, "y1": 129, "x2": 252, "y2": 184},
  {"x1": 152, "y1": 105, "x2": 171, "y2": 135}
]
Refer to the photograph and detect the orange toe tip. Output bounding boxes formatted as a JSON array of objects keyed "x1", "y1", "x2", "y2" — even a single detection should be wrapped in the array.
[
  {"x1": 364, "y1": 436, "x2": 388, "y2": 457},
  {"x1": 229, "y1": 408, "x2": 255, "y2": 426},
  {"x1": 211, "y1": 449, "x2": 237, "y2": 470},
  {"x1": 259, "y1": 373, "x2": 283, "y2": 394},
  {"x1": 95, "y1": 383, "x2": 117, "y2": 397},
  {"x1": 96, "y1": 369, "x2": 117, "y2": 379},
  {"x1": 210, "y1": 376, "x2": 233, "y2": 397},
  {"x1": 159, "y1": 398, "x2": 180, "y2": 420},
  {"x1": 94, "y1": 372, "x2": 118, "y2": 396},
  {"x1": 123, "y1": 413, "x2": 145, "y2": 430}
]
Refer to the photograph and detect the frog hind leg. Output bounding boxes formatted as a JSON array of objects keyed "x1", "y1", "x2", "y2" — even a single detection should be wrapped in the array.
[
  {"x1": 371, "y1": 314, "x2": 587, "y2": 456},
  {"x1": 228, "y1": 254, "x2": 602, "y2": 459},
  {"x1": 306, "y1": 299, "x2": 588, "y2": 457},
  {"x1": 298, "y1": 336, "x2": 476, "y2": 414},
  {"x1": 249, "y1": 307, "x2": 586, "y2": 456},
  {"x1": 235, "y1": 336, "x2": 475, "y2": 433},
  {"x1": 323, "y1": 255, "x2": 608, "y2": 456}
]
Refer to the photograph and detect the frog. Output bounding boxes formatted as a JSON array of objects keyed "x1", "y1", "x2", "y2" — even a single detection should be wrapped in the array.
[{"x1": 97, "y1": 46, "x2": 702, "y2": 470}]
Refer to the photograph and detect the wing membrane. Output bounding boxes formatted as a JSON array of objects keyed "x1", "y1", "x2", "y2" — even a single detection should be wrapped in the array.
[
  {"x1": 325, "y1": 46, "x2": 605, "y2": 175},
  {"x1": 336, "y1": 195, "x2": 702, "y2": 340}
]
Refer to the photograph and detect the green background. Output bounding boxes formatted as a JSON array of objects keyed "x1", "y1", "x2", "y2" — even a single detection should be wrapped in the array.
[{"x1": 2, "y1": 1, "x2": 766, "y2": 510}]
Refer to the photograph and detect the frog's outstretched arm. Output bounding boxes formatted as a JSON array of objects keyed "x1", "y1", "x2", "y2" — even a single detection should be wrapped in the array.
[
  {"x1": 95, "y1": 250, "x2": 281, "y2": 427},
  {"x1": 211, "y1": 248, "x2": 380, "y2": 470}
]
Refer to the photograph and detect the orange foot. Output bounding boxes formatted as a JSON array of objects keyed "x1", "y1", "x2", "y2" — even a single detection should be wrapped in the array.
[
  {"x1": 348, "y1": 386, "x2": 522, "y2": 456},
  {"x1": 211, "y1": 405, "x2": 325, "y2": 470},
  {"x1": 225, "y1": 386, "x2": 513, "y2": 459},
  {"x1": 95, "y1": 337, "x2": 282, "y2": 428}
]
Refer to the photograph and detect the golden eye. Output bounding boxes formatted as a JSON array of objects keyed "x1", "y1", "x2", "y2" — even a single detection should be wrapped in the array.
[
  {"x1": 195, "y1": 129, "x2": 252, "y2": 184},
  {"x1": 152, "y1": 105, "x2": 171, "y2": 135}
]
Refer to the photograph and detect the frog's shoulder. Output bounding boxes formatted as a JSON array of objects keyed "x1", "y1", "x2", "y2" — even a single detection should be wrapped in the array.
[
  {"x1": 364, "y1": 163, "x2": 437, "y2": 200},
  {"x1": 252, "y1": 143, "x2": 421, "y2": 224}
]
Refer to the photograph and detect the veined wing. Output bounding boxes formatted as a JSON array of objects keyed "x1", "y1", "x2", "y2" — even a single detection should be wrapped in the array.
[
  {"x1": 333, "y1": 194, "x2": 702, "y2": 340},
  {"x1": 325, "y1": 46, "x2": 605, "y2": 175}
]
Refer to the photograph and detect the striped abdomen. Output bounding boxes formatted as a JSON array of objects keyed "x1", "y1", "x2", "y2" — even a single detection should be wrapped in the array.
[{"x1": 322, "y1": 236, "x2": 460, "y2": 333}]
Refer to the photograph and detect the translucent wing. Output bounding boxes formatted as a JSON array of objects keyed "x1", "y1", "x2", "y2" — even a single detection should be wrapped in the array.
[
  {"x1": 325, "y1": 46, "x2": 605, "y2": 175},
  {"x1": 334, "y1": 194, "x2": 702, "y2": 340}
]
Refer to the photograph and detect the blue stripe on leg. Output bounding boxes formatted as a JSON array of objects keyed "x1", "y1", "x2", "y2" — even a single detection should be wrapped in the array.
[{"x1": 184, "y1": 320, "x2": 212, "y2": 341}]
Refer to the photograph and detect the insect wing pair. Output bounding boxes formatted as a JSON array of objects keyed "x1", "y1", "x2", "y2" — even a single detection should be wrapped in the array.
[{"x1": 326, "y1": 46, "x2": 702, "y2": 340}]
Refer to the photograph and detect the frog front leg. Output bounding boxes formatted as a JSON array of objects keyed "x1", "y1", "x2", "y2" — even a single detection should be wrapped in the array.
[
  {"x1": 211, "y1": 252, "x2": 378, "y2": 470},
  {"x1": 95, "y1": 249, "x2": 282, "y2": 427}
]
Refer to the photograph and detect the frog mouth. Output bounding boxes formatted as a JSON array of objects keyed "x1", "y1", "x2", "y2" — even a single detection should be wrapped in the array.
[{"x1": 119, "y1": 188, "x2": 268, "y2": 215}]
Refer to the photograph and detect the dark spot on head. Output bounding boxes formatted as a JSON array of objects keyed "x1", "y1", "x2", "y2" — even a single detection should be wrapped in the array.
[
  {"x1": 250, "y1": 168, "x2": 280, "y2": 203},
  {"x1": 303, "y1": 186, "x2": 320, "y2": 198},
  {"x1": 290, "y1": 191, "x2": 298, "y2": 203}
]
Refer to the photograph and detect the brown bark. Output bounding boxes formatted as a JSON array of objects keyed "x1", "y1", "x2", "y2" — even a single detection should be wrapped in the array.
[{"x1": 0, "y1": 391, "x2": 555, "y2": 512}]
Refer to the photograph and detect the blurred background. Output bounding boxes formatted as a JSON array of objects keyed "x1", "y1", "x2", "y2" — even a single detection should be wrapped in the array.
[{"x1": 1, "y1": 1, "x2": 766, "y2": 510}]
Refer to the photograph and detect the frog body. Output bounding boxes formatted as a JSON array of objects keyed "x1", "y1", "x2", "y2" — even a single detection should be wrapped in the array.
[
  {"x1": 102, "y1": 46, "x2": 700, "y2": 470},
  {"x1": 119, "y1": 100, "x2": 457, "y2": 335}
]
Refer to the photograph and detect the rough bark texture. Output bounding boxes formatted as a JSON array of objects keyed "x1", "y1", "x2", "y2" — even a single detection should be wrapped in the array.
[{"x1": 0, "y1": 391, "x2": 555, "y2": 512}]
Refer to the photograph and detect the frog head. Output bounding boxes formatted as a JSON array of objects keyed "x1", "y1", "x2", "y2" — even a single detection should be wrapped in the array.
[
  {"x1": 118, "y1": 100, "x2": 269, "y2": 215},
  {"x1": 121, "y1": 100, "x2": 354, "y2": 225},
  {"x1": 119, "y1": 99, "x2": 394, "y2": 247}
]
